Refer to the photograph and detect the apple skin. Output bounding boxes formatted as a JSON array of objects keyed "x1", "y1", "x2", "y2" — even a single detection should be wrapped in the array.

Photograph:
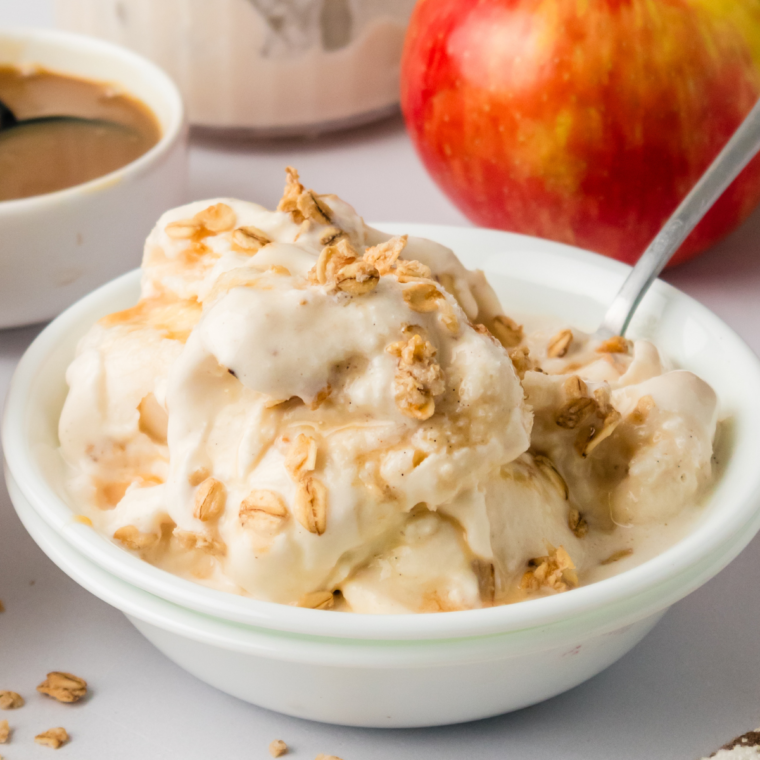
[{"x1": 401, "y1": 0, "x2": 760, "y2": 266}]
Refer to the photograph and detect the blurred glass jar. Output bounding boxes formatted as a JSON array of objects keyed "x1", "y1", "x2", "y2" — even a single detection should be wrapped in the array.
[{"x1": 55, "y1": 0, "x2": 417, "y2": 136}]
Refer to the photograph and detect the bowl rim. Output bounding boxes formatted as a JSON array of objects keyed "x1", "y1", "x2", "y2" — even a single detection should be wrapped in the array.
[
  {"x1": 5, "y1": 224, "x2": 760, "y2": 641},
  {"x1": 0, "y1": 25, "x2": 186, "y2": 214}
]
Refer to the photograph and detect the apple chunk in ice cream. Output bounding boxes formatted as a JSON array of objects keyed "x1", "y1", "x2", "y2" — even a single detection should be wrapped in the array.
[{"x1": 58, "y1": 169, "x2": 719, "y2": 613}]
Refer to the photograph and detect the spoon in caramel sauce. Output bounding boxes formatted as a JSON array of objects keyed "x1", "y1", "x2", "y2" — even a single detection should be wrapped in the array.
[
  {"x1": 0, "y1": 94, "x2": 135, "y2": 134},
  {"x1": 0, "y1": 65, "x2": 161, "y2": 202}
]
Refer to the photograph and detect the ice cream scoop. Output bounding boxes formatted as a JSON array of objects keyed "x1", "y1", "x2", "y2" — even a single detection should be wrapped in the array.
[{"x1": 57, "y1": 168, "x2": 721, "y2": 613}]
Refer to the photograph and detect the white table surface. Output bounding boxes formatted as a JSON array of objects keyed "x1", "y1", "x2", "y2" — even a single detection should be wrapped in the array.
[{"x1": 3, "y1": 2, "x2": 760, "y2": 758}]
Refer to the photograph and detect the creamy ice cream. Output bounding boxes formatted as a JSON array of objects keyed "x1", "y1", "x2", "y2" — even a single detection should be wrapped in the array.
[{"x1": 58, "y1": 169, "x2": 720, "y2": 613}]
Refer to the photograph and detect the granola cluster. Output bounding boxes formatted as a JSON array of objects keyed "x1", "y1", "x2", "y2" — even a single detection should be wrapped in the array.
[
  {"x1": 520, "y1": 545, "x2": 578, "y2": 594},
  {"x1": 554, "y1": 375, "x2": 622, "y2": 458},
  {"x1": 309, "y1": 238, "x2": 380, "y2": 295},
  {"x1": 286, "y1": 433, "x2": 328, "y2": 536},
  {"x1": 386, "y1": 330, "x2": 446, "y2": 421}
]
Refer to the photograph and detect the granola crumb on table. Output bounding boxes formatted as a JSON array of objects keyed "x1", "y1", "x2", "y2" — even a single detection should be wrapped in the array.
[
  {"x1": 37, "y1": 672, "x2": 88, "y2": 703},
  {"x1": 269, "y1": 739, "x2": 288, "y2": 757},
  {"x1": 35, "y1": 727, "x2": 69, "y2": 749},
  {"x1": 0, "y1": 692, "x2": 23, "y2": 710}
]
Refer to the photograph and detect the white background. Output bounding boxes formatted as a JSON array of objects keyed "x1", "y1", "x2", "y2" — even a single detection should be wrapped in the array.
[{"x1": 2, "y1": 2, "x2": 760, "y2": 758}]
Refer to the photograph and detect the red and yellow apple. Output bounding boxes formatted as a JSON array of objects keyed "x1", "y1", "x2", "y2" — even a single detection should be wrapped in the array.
[{"x1": 401, "y1": 0, "x2": 760, "y2": 266}]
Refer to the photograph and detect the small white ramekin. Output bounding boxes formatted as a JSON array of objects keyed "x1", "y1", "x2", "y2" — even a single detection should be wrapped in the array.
[
  {"x1": 5, "y1": 226, "x2": 760, "y2": 726},
  {"x1": 0, "y1": 27, "x2": 188, "y2": 328}
]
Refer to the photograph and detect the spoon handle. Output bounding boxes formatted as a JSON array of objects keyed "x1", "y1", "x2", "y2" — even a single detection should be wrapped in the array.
[{"x1": 597, "y1": 97, "x2": 760, "y2": 338}]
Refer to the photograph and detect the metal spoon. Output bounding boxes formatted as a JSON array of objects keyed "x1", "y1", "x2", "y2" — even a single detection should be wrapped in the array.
[
  {"x1": 596, "y1": 97, "x2": 760, "y2": 339},
  {"x1": 0, "y1": 96, "x2": 135, "y2": 135}
]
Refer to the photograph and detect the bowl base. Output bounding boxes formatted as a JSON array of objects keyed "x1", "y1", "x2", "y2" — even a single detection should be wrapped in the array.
[{"x1": 127, "y1": 611, "x2": 666, "y2": 728}]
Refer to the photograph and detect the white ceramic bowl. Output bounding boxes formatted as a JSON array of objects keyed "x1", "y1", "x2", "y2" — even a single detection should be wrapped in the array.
[
  {"x1": 5, "y1": 225, "x2": 760, "y2": 727},
  {"x1": 0, "y1": 27, "x2": 187, "y2": 328}
]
